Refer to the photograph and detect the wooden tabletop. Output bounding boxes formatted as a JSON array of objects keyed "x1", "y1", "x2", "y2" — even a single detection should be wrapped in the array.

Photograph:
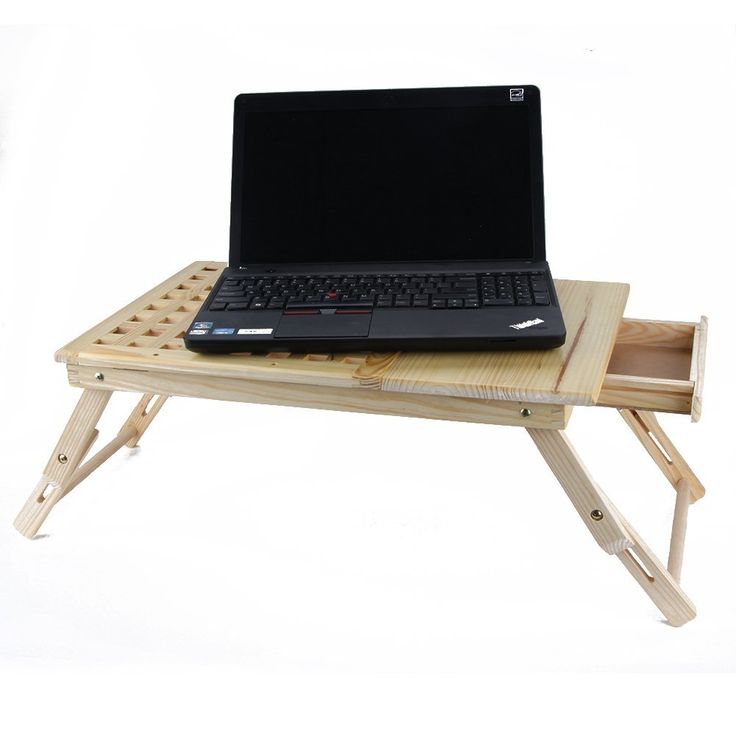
[{"x1": 56, "y1": 261, "x2": 629, "y2": 407}]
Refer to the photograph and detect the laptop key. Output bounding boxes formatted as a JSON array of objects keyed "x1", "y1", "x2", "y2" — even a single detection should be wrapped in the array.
[
  {"x1": 209, "y1": 303, "x2": 226, "y2": 310},
  {"x1": 250, "y1": 299, "x2": 267, "y2": 309}
]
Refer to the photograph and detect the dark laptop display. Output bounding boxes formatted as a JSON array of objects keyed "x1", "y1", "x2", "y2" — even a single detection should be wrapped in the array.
[{"x1": 186, "y1": 86, "x2": 566, "y2": 353}]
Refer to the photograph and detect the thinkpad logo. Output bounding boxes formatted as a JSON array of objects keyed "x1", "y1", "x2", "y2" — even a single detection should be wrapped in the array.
[{"x1": 509, "y1": 317, "x2": 545, "y2": 330}]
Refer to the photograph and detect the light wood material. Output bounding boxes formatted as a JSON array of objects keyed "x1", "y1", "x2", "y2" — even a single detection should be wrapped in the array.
[
  {"x1": 619, "y1": 409, "x2": 705, "y2": 501},
  {"x1": 690, "y1": 317, "x2": 708, "y2": 423},
  {"x1": 71, "y1": 365, "x2": 571, "y2": 429},
  {"x1": 527, "y1": 428, "x2": 632, "y2": 554},
  {"x1": 14, "y1": 389, "x2": 111, "y2": 538},
  {"x1": 14, "y1": 390, "x2": 168, "y2": 538},
  {"x1": 598, "y1": 317, "x2": 705, "y2": 420},
  {"x1": 529, "y1": 427, "x2": 696, "y2": 626},
  {"x1": 376, "y1": 279, "x2": 630, "y2": 405},
  {"x1": 55, "y1": 262, "x2": 629, "y2": 407},
  {"x1": 124, "y1": 393, "x2": 168, "y2": 447},
  {"x1": 61, "y1": 426, "x2": 138, "y2": 499},
  {"x1": 667, "y1": 479, "x2": 691, "y2": 583},
  {"x1": 615, "y1": 512, "x2": 696, "y2": 626},
  {"x1": 13, "y1": 261, "x2": 709, "y2": 626}
]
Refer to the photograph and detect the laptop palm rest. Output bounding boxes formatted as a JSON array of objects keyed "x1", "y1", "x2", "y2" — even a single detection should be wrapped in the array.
[{"x1": 275, "y1": 309, "x2": 372, "y2": 338}]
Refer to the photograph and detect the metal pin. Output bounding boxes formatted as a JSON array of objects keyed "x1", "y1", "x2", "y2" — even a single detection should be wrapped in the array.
[
  {"x1": 95, "y1": 372, "x2": 104, "y2": 381},
  {"x1": 590, "y1": 509, "x2": 604, "y2": 521},
  {"x1": 57, "y1": 453, "x2": 68, "y2": 464},
  {"x1": 520, "y1": 408, "x2": 532, "y2": 418}
]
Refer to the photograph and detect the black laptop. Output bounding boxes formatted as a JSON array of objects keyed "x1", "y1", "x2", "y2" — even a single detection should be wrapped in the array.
[{"x1": 185, "y1": 85, "x2": 566, "y2": 353}]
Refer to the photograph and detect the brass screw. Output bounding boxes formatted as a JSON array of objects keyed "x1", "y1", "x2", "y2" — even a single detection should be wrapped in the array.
[
  {"x1": 520, "y1": 408, "x2": 532, "y2": 418},
  {"x1": 94, "y1": 372, "x2": 104, "y2": 381},
  {"x1": 590, "y1": 509, "x2": 604, "y2": 521},
  {"x1": 57, "y1": 453, "x2": 68, "y2": 464}
]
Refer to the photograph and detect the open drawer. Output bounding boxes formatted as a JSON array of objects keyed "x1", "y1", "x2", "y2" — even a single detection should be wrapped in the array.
[{"x1": 597, "y1": 317, "x2": 708, "y2": 421}]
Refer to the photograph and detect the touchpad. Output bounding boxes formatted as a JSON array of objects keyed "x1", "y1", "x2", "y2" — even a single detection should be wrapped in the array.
[{"x1": 275, "y1": 310, "x2": 372, "y2": 338}]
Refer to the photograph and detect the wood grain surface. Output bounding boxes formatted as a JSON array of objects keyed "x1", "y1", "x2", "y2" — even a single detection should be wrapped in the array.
[{"x1": 56, "y1": 262, "x2": 630, "y2": 407}]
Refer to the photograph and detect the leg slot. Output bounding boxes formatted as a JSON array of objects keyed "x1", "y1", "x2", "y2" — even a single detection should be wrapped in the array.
[
  {"x1": 623, "y1": 548, "x2": 655, "y2": 583},
  {"x1": 631, "y1": 410, "x2": 673, "y2": 464},
  {"x1": 38, "y1": 483, "x2": 56, "y2": 503}
]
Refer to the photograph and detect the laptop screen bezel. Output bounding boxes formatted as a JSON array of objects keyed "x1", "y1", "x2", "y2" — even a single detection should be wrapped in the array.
[{"x1": 228, "y1": 85, "x2": 546, "y2": 268}]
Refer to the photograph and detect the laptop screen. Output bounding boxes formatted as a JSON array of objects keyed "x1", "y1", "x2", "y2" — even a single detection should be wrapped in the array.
[{"x1": 233, "y1": 90, "x2": 541, "y2": 265}]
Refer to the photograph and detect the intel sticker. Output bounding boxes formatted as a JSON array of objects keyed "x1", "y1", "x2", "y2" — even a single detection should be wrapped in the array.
[{"x1": 212, "y1": 327, "x2": 236, "y2": 335}]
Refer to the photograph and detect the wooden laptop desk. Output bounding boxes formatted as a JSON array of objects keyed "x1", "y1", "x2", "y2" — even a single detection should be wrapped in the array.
[{"x1": 14, "y1": 261, "x2": 708, "y2": 626}]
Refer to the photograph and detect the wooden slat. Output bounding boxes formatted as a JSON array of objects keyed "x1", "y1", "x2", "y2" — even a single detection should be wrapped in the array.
[
  {"x1": 690, "y1": 316, "x2": 708, "y2": 423},
  {"x1": 614, "y1": 318, "x2": 696, "y2": 349},
  {"x1": 597, "y1": 374, "x2": 693, "y2": 415},
  {"x1": 70, "y1": 365, "x2": 572, "y2": 429}
]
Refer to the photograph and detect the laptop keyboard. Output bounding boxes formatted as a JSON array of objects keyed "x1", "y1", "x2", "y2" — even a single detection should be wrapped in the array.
[{"x1": 208, "y1": 271, "x2": 552, "y2": 311}]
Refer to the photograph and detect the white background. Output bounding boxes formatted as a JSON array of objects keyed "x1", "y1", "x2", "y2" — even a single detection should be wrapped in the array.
[{"x1": 1, "y1": 14, "x2": 735, "y2": 735}]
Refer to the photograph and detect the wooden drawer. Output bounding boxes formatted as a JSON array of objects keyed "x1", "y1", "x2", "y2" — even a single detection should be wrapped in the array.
[{"x1": 598, "y1": 317, "x2": 707, "y2": 420}]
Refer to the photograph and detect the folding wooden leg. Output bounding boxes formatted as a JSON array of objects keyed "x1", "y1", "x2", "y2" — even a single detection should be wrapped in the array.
[
  {"x1": 14, "y1": 390, "x2": 168, "y2": 539},
  {"x1": 528, "y1": 427, "x2": 697, "y2": 626},
  {"x1": 123, "y1": 393, "x2": 168, "y2": 448},
  {"x1": 619, "y1": 409, "x2": 705, "y2": 582}
]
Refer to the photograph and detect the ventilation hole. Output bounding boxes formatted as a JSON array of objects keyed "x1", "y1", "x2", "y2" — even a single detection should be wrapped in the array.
[{"x1": 111, "y1": 325, "x2": 134, "y2": 334}]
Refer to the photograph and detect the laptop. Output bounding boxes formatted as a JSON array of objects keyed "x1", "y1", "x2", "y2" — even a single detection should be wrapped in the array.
[{"x1": 185, "y1": 85, "x2": 566, "y2": 353}]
